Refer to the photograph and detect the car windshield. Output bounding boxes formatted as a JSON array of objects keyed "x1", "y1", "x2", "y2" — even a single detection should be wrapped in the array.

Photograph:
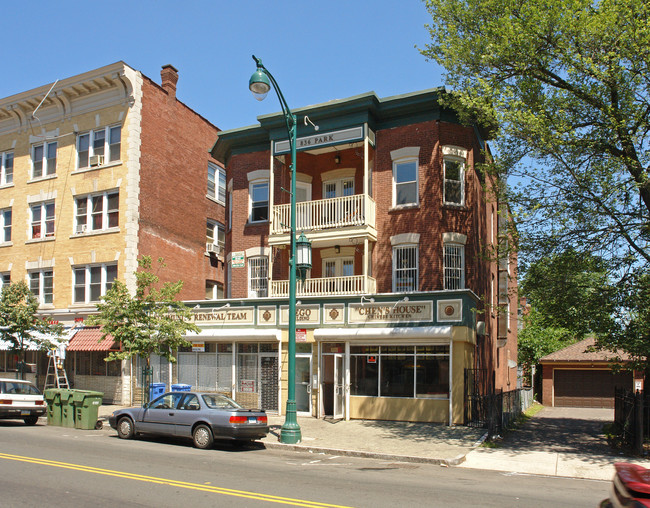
[
  {"x1": 1, "y1": 381, "x2": 41, "y2": 395},
  {"x1": 202, "y1": 394, "x2": 242, "y2": 409}
]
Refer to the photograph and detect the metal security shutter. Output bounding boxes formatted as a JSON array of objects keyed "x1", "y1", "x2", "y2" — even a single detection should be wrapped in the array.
[{"x1": 554, "y1": 370, "x2": 632, "y2": 408}]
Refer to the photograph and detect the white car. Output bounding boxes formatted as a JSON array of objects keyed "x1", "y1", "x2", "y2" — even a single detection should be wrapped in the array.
[{"x1": 0, "y1": 378, "x2": 46, "y2": 425}]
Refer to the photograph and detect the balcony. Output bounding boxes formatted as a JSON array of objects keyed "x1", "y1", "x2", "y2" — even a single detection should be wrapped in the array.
[
  {"x1": 270, "y1": 194, "x2": 376, "y2": 238},
  {"x1": 270, "y1": 275, "x2": 377, "y2": 297}
]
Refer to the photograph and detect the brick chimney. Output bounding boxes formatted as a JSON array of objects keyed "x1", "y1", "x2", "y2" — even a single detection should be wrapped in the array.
[{"x1": 160, "y1": 64, "x2": 179, "y2": 99}]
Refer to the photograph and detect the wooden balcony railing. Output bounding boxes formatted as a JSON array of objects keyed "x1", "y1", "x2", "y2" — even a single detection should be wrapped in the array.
[
  {"x1": 270, "y1": 275, "x2": 377, "y2": 297},
  {"x1": 271, "y1": 194, "x2": 375, "y2": 235}
]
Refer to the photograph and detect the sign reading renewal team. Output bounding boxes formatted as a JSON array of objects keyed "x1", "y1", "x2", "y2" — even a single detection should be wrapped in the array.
[{"x1": 175, "y1": 301, "x2": 434, "y2": 326}]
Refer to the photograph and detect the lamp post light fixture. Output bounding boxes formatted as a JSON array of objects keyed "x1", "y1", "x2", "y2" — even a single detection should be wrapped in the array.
[{"x1": 249, "y1": 55, "x2": 311, "y2": 444}]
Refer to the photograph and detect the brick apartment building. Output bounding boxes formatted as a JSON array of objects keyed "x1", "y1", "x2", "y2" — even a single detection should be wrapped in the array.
[
  {"x1": 0, "y1": 62, "x2": 225, "y2": 402},
  {"x1": 180, "y1": 88, "x2": 518, "y2": 424}
]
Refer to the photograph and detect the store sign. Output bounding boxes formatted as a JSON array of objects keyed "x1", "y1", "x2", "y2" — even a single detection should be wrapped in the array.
[
  {"x1": 191, "y1": 307, "x2": 254, "y2": 325},
  {"x1": 192, "y1": 342, "x2": 205, "y2": 352},
  {"x1": 296, "y1": 329, "x2": 307, "y2": 342},
  {"x1": 367, "y1": 356, "x2": 377, "y2": 364},
  {"x1": 274, "y1": 126, "x2": 364, "y2": 154},
  {"x1": 348, "y1": 301, "x2": 434, "y2": 324},
  {"x1": 240, "y1": 379, "x2": 255, "y2": 393},
  {"x1": 231, "y1": 252, "x2": 245, "y2": 268},
  {"x1": 280, "y1": 304, "x2": 320, "y2": 325}
]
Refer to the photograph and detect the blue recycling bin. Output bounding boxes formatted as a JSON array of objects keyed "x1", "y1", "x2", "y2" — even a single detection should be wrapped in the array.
[
  {"x1": 171, "y1": 384, "x2": 191, "y2": 392},
  {"x1": 149, "y1": 383, "x2": 166, "y2": 401}
]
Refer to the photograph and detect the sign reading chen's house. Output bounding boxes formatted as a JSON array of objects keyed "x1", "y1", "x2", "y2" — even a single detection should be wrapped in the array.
[{"x1": 348, "y1": 301, "x2": 433, "y2": 324}]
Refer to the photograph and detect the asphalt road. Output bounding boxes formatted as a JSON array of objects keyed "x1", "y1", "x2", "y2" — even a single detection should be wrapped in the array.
[{"x1": 0, "y1": 420, "x2": 609, "y2": 507}]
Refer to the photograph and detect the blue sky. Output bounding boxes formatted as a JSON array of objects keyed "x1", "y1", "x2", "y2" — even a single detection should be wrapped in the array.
[{"x1": 1, "y1": 1, "x2": 443, "y2": 131}]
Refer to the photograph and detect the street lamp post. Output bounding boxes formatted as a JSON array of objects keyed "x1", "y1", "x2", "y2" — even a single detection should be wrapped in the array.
[{"x1": 249, "y1": 55, "x2": 308, "y2": 444}]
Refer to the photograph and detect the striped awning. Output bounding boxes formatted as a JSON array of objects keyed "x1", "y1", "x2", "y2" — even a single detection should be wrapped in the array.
[{"x1": 66, "y1": 327, "x2": 120, "y2": 352}]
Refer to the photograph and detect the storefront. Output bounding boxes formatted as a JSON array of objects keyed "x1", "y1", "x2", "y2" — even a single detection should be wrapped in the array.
[{"x1": 181, "y1": 291, "x2": 479, "y2": 424}]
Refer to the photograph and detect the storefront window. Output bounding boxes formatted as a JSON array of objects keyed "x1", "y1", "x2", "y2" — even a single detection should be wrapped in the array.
[{"x1": 350, "y1": 345, "x2": 449, "y2": 399}]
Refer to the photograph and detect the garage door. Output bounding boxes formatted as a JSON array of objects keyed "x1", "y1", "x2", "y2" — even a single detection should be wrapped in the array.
[{"x1": 554, "y1": 370, "x2": 632, "y2": 408}]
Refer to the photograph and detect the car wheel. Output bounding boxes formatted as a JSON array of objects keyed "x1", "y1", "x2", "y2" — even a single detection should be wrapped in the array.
[
  {"x1": 117, "y1": 417, "x2": 135, "y2": 439},
  {"x1": 192, "y1": 424, "x2": 214, "y2": 449},
  {"x1": 24, "y1": 416, "x2": 38, "y2": 426}
]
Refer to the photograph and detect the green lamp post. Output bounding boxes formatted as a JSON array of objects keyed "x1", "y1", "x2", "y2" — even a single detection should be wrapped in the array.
[{"x1": 249, "y1": 55, "x2": 311, "y2": 444}]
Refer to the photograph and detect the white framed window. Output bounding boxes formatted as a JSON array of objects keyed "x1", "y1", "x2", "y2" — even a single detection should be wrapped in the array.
[
  {"x1": 323, "y1": 257, "x2": 354, "y2": 278},
  {"x1": 0, "y1": 151, "x2": 13, "y2": 185},
  {"x1": 443, "y1": 243, "x2": 465, "y2": 289},
  {"x1": 393, "y1": 159, "x2": 418, "y2": 207},
  {"x1": 30, "y1": 202, "x2": 55, "y2": 239},
  {"x1": 323, "y1": 178, "x2": 353, "y2": 199},
  {"x1": 1, "y1": 208, "x2": 11, "y2": 243},
  {"x1": 393, "y1": 244, "x2": 418, "y2": 292},
  {"x1": 29, "y1": 270, "x2": 53, "y2": 305},
  {"x1": 77, "y1": 125, "x2": 121, "y2": 168},
  {"x1": 206, "y1": 220, "x2": 225, "y2": 253},
  {"x1": 73, "y1": 263, "x2": 117, "y2": 303},
  {"x1": 205, "y1": 281, "x2": 224, "y2": 300},
  {"x1": 249, "y1": 181, "x2": 269, "y2": 223},
  {"x1": 75, "y1": 191, "x2": 119, "y2": 233},
  {"x1": 248, "y1": 256, "x2": 268, "y2": 297},
  {"x1": 227, "y1": 190, "x2": 233, "y2": 231},
  {"x1": 0, "y1": 273, "x2": 10, "y2": 292},
  {"x1": 207, "y1": 162, "x2": 226, "y2": 204},
  {"x1": 443, "y1": 158, "x2": 464, "y2": 205},
  {"x1": 32, "y1": 141, "x2": 57, "y2": 178}
]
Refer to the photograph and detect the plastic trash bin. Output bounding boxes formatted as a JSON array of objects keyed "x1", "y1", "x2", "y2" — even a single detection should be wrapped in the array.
[
  {"x1": 59, "y1": 389, "x2": 75, "y2": 428},
  {"x1": 149, "y1": 382, "x2": 166, "y2": 401},
  {"x1": 72, "y1": 390, "x2": 104, "y2": 430},
  {"x1": 171, "y1": 384, "x2": 191, "y2": 392},
  {"x1": 44, "y1": 389, "x2": 62, "y2": 426}
]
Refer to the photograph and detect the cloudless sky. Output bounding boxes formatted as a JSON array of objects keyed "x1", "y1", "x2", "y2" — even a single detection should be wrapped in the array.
[{"x1": 1, "y1": 0, "x2": 443, "y2": 131}]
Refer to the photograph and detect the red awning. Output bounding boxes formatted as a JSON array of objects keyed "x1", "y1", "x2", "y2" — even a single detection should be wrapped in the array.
[{"x1": 66, "y1": 327, "x2": 120, "y2": 352}]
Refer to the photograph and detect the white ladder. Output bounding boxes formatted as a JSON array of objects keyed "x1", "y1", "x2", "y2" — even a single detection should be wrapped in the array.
[{"x1": 44, "y1": 350, "x2": 69, "y2": 389}]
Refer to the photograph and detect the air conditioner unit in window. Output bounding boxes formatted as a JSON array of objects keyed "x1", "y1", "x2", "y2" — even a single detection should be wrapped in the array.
[
  {"x1": 75, "y1": 224, "x2": 87, "y2": 234},
  {"x1": 206, "y1": 243, "x2": 224, "y2": 257},
  {"x1": 89, "y1": 155, "x2": 104, "y2": 167}
]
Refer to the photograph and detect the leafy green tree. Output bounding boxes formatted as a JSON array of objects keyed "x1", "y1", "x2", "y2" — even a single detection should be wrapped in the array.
[
  {"x1": 88, "y1": 256, "x2": 199, "y2": 376},
  {"x1": 0, "y1": 282, "x2": 63, "y2": 379},
  {"x1": 521, "y1": 249, "x2": 616, "y2": 337},
  {"x1": 421, "y1": 0, "x2": 649, "y2": 357},
  {"x1": 517, "y1": 307, "x2": 576, "y2": 375}
]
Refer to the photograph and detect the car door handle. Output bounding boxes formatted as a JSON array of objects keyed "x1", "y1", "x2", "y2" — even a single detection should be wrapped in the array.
[{"x1": 169, "y1": 413, "x2": 175, "y2": 416}]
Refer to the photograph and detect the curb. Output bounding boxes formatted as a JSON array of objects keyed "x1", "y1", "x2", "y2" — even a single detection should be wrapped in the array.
[{"x1": 260, "y1": 440, "x2": 468, "y2": 466}]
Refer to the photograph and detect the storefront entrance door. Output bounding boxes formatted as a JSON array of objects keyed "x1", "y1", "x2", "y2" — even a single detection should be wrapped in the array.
[
  {"x1": 334, "y1": 354, "x2": 344, "y2": 419},
  {"x1": 295, "y1": 355, "x2": 311, "y2": 415}
]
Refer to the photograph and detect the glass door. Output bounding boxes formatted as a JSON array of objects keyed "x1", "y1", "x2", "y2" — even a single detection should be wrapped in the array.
[
  {"x1": 334, "y1": 353, "x2": 344, "y2": 419},
  {"x1": 295, "y1": 355, "x2": 312, "y2": 415}
]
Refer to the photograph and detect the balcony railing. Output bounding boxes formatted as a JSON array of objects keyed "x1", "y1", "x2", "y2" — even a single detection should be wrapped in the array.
[
  {"x1": 271, "y1": 194, "x2": 375, "y2": 235},
  {"x1": 270, "y1": 275, "x2": 377, "y2": 297}
]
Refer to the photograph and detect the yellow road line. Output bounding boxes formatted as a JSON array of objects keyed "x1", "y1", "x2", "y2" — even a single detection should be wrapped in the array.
[{"x1": 0, "y1": 452, "x2": 353, "y2": 508}]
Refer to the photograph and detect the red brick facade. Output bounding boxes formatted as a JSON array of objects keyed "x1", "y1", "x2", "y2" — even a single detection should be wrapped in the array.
[{"x1": 138, "y1": 69, "x2": 225, "y2": 300}]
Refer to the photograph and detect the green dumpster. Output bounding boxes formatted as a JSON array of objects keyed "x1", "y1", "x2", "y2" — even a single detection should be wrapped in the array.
[
  {"x1": 59, "y1": 389, "x2": 75, "y2": 428},
  {"x1": 43, "y1": 389, "x2": 62, "y2": 426},
  {"x1": 72, "y1": 390, "x2": 104, "y2": 430}
]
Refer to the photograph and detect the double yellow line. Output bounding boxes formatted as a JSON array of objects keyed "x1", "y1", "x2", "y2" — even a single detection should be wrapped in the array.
[{"x1": 0, "y1": 452, "x2": 353, "y2": 507}]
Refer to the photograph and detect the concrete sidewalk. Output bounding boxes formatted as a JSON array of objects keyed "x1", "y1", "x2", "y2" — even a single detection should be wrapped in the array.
[
  {"x1": 97, "y1": 405, "x2": 650, "y2": 479},
  {"x1": 460, "y1": 407, "x2": 650, "y2": 480}
]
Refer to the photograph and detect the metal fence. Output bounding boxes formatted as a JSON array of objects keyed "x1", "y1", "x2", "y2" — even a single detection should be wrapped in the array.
[
  {"x1": 614, "y1": 388, "x2": 649, "y2": 455},
  {"x1": 464, "y1": 368, "x2": 534, "y2": 437}
]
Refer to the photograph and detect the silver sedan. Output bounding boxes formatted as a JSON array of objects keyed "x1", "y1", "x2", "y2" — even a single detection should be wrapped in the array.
[{"x1": 108, "y1": 392, "x2": 269, "y2": 449}]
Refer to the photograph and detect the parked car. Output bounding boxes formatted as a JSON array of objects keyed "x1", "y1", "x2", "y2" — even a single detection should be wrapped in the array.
[
  {"x1": 108, "y1": 392, "x2": 269, "y2": 449},
  {"x1": 0, "y1": 378, "x2": 47, "y2": 425},
  {"x1": 600, "y1": 462, "x2": 650, "y2": 507}
]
